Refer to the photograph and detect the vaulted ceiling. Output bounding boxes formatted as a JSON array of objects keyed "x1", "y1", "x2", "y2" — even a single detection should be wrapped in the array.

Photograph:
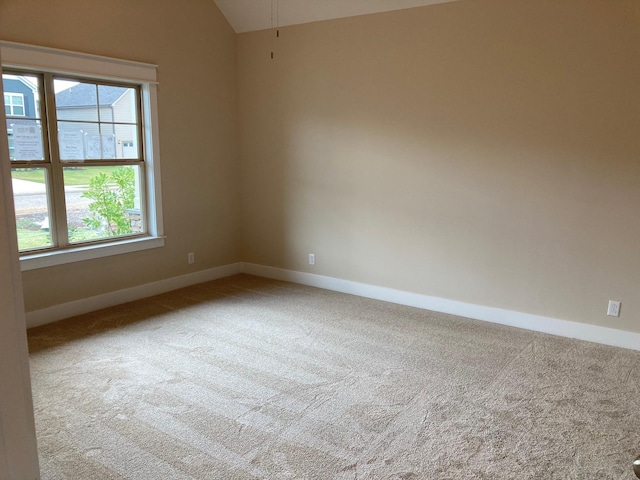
[{"x1": 213, "y1": 0, "x2": 458, "y2": 33}]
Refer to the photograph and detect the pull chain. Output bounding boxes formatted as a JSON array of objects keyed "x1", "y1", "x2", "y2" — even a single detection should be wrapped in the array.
[{"x1": 271, "y1": 0, "x2": 279, "y2": 59}]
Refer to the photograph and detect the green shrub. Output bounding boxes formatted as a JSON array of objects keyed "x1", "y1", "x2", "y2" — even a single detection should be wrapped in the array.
[{"x1": 82, "y1": 167, "x2": 135, "y2": 236}]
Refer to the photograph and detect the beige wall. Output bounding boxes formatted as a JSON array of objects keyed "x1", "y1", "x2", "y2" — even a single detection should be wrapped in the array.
[
  {"x1": 0, "y1": 0, "x2": 241, "y2": 312},
  {"x1": 238, "y1": 0, "x2": 640, "y2": 332},
  {"x1": 0, "y1": 58, "x2": 39, "y2": 477},
  {"x1": 2, "y1": 0, "x2": 640, "y2": 334}
]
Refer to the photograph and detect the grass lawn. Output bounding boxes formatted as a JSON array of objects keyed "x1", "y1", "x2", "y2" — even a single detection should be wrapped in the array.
[
  {"x1": 17, "y1": 226, "x2": 104, "y2": 251},
  {"x1": 12, "y1": 166, "x2": 122, "y2": 186},
  {"x1": 16, "y1": 220, "x2": 52, "y2": 251}
]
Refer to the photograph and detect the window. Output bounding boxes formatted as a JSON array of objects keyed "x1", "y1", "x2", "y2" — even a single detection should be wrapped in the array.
[
  {"x1": 1, "y1": 41, "x2": 164, "y2": 270},
  {"x1": 4, "y1": 92, "x2": 25, "y2": 116}
]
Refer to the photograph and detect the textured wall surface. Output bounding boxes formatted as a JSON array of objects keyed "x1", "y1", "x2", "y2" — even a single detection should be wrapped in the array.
[{"x1": 238, "y1": 0, "x2": 640, "y2": 332}]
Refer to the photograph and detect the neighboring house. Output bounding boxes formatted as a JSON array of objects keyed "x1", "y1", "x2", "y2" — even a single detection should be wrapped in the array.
[
  {"x1": 55, "y1": 83, "x2": 138, "y2": 159},
  {"x1": 3, "y1": 79, "x2": 138, "y2": 160},
  {"x1": 3, "y1": 76, "x2": 37, "y2": 117},
  {"x1": 2, "y1": 76, "x2": 39, "y2": 159}
]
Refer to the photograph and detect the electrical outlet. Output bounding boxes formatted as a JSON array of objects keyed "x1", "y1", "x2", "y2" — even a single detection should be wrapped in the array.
[
  {"x1": 607, "y1": 300, "x2": 621, "y2": 317},
  {"x1": 309, "y1": 253, "x2": 315, "y2": 266},
  {"x1": 188, "y1": 252, "x2": 195, "y2": 265}
]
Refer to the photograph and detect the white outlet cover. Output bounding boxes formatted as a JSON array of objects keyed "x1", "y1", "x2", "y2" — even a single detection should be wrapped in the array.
[{"x1": 607, "y1": 300, "x2": 621, "y2": 317}]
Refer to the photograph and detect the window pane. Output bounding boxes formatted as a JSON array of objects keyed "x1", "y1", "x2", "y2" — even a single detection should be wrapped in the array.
[
  {"x1": 64, "y1": 165, "x2": 144, "y2": 244},
  {"x1": 55, "y1": 80, "x2": 98, "y2": 122},
  {"x1": 6, "y1": 119, "x2": 45, "y2": 161},
  {"x1": 57, "y1": 121, "x2": 99, "y2": 160},
  {"x1": 11, "y1": 168, "x2": 53, "y2": 251},
  {"x1": 96, "y1": 130, "x2": 116, "y2": 159},
  {"x1": 2, "y1": 73, "x2": 40, "y2": 119},
  {"x1": 98, "y1": 85, "x2": 137, "y2": 124},
  {"x1": 111, "y1": 124, "x2": 140, "y2": 159}
]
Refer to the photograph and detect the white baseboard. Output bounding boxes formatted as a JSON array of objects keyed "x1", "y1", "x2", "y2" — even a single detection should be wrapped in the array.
[
  {"x1": 26, "y1": 261, "x2": 640, "y2": 351},
  {"x1": 26, "y1": 263, "x2": 242, "y2": 329},
  {"x1": 241, "y1": 263, "x2": 640, "y2": 352}
]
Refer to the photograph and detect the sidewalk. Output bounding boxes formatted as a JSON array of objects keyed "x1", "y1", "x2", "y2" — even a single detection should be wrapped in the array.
[
  {"x1": 11, "y1": 179, "x2": 85, "y2": 195},
  {"x1": 11, "y1": 178, "x2": 47, "y2": 195}
]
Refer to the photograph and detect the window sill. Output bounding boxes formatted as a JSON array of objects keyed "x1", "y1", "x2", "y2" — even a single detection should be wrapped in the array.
[{"x1": 20, "y1": 236, "x2": 165, "y2": 271}]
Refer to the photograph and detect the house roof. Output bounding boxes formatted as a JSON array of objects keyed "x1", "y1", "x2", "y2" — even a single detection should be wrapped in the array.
[{"x1": 55, "y1": 83, "x2": 127, "y2": 108}]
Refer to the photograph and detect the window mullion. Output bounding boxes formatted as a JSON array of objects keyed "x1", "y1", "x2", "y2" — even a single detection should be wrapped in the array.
[{"x1": 43, "y1": 73, "x2": 69, "y2": 247}]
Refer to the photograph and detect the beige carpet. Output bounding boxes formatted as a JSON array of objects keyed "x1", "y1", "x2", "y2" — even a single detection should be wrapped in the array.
[{"x1": 28, "y1": 274, "x2": 640, "y2": 479}]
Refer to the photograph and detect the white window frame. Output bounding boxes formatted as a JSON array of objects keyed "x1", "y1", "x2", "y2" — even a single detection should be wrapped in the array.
[
  {"x1": 0, "y1": 41, "x2": 165, "y2": 271},
  {"x1": 4, "y1": 91, "x2": 25, "y2": 116}
]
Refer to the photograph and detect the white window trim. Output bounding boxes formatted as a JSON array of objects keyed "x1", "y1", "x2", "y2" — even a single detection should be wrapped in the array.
[
  {"x1": 0, "y1": 41, "x2": 165, "y2": 271},
  {"x1": 4, "y1": 92, "x2": 25, "y2": 116},
  {"x1": 19, "y1": 237, "x2": 166, "y2": 271}
]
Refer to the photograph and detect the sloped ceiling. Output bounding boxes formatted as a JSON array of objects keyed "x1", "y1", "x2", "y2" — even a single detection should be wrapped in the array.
[{"x1": 213, "y1": 0, "x2": 458, "y2": 33}]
